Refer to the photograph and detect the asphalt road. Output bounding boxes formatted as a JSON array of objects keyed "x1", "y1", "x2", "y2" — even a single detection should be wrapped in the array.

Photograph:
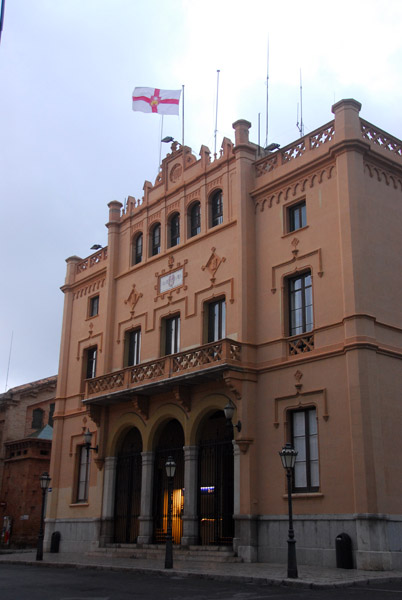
[{"x1": 1, "y1": 564, "x2": 402, "y2": 600}]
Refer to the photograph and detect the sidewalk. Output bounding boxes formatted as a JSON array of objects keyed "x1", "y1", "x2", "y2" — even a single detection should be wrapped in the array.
[{"x1": 1, "y1": 550, "x2": 402, "y2": 589}]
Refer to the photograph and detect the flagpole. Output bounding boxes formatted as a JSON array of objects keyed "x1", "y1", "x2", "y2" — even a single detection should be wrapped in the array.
[
  {"x1": 214, "y1": 69, "x2": 220, "y2": 159},
  {"x1": 159, "y1": 114, "x2": 164, "y2": 167},
  {"x1": 182, "y1": 84, "x2": 185, "y2": 147}
]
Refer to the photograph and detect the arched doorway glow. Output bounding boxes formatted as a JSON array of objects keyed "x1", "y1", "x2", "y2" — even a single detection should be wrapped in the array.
[
  {"x1": 153, "y1": 419, "x2": 184, "y2": 544},
  {"x1": 114, "y1": 427, "x2": 142, "y2": 543}
]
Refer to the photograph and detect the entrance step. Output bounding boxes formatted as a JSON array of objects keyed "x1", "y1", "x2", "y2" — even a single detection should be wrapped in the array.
[{"x1": 87, "y1": 544, "x2": 243, "y2": 563}]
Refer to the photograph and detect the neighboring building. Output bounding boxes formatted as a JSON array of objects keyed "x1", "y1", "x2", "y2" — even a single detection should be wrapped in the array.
[
  {"x1": 46, "y1": 99, "x2": 402, "y2": 570},
  {"x1": 0, "y1": 376, "x2": 56, "y2": 547}
]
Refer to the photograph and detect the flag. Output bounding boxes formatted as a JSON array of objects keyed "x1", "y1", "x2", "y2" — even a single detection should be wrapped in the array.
[{"x1": 132, "y1": 87, "x2": 181, "y2": 115}]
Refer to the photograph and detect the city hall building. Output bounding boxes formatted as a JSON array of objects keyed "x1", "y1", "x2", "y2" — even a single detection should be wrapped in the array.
[{"x1": 46, "y1": 99, "x2": 402, "y2": 570}]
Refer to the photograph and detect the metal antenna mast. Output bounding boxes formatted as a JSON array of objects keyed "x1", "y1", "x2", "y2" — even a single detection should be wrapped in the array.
[
  {"x1": 296, "y1": 69, "x2": 304, "y2": 137},
  {"x1": 265, "y1": 36, "x2": 269, "y2": 147},
  {"x1": 214, "y1": 69, "x2": 220, "y2": 158}
]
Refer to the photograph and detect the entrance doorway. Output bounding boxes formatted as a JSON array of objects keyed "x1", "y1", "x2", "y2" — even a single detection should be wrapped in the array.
[
  {"x1": 153, "y1": 419, "x2": 184, "y2": 544},
  {"x1": 114, "y1": 428, "x2": 142, "y2": 543},
  {"x1": 198, "y1": 411, "x2": 234, "y2": 545}
]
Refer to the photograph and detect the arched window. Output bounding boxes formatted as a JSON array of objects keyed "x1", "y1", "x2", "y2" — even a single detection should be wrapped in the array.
[
  {"x1": 132, "y1": 233, "x2": 143, "y2": 265},
  {"x1": 210, "y1": 190, "x2": 223, "y2": 227},
  {"x1": 169, "y1": 213, "x2": 180, "y2": 247},
  {"x1": 150, "y1": 223, "x2": 161, "y2": 256},
  {"x1": 189, "y1": 202, "x2": 201, "y2": 237}
]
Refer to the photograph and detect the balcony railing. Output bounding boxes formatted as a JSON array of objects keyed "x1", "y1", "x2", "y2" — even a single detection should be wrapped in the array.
[{"x1": 85, "y1": 339, "x2": 242, "y2": 400}]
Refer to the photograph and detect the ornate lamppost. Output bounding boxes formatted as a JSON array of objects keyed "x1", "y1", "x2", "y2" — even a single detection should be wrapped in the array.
[
  {"x1": 36, "y1": 471, "x2": 51, "y2": 561},
  {"x1": 279, "y1": 443, "x2": 298, "y2": 579},
  {"x1": 164, "y1": 456, "x2": 176, "y2": 569}
]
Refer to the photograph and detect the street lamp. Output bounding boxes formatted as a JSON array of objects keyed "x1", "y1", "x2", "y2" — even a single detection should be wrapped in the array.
[
  {"x1": 279, "y1": 443, "x2": 298, "y2": 579},
  {"x1": 223, "y1": 401, "x2": 241, "y2": 432},
  {"x1": 165, "y1": 456, "x2": 176, "y2": 569},
  {"x1": 36, "y1": 471, "x2": 51, "y2": 561}
]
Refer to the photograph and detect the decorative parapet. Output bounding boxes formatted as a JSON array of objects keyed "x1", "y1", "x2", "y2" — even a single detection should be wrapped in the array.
[
  {"x1": 255, "y1": 121, "x2": 335, "y2": 178},
  {"x1": 288, "y1": 334, "x2": 314, "y2": 356},
  {"x1": 361, "y1": 119, "x2": 402, "y2": 158},
  {"x1": 85, "y1": 339, "x2": 241, "y2": 400},
  {"x1": 76, "y1": 248, "x2": 108, "y2": 274}
]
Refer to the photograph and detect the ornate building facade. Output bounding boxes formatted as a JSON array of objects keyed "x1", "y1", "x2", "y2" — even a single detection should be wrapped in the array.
[{"x1": 46, "y1": 99, "x2": 402, "y2": 569}]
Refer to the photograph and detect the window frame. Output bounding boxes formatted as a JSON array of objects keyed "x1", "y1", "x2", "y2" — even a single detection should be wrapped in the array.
[
  {"x1": 287, "y1": 271, "x2": 313, "y2": 337},
  {"x1": 32, "y1": 408, "x2": 44, "y2": 429},
  {"x1": 206, "y1": 298, "x2": 226, "y2": 343},
  {"x1": 287, "y1": 200, "x2": 306, "y2": 233},
  {"x1": 150, "y1": 223, "x2": 161, "y2": 256},
  {"x1": 290, "y1": 407, "x2": 319, "y2": 493},
  {"x1": 169, "y1": 212, "x2": 180, "y2": 247},
  {"x1": 189, "y1": 201, "x2": 201, "y2": 238},
  {"x1": 132, "y1": 232, "x2": 143, "y2": 265},
  {"x1": 163, "y1": 314, "x2": 180, "y2": 356},
  {"x1": 124, "y1": 328, "x2": 141, "y2": 367},
  {"x1": 85, "y1": 346, "x2": 97, "y2": 380},
  {"x1": 89, "y1": 295, "x2": 99, "y2": 318},
  {"x1": 210, "y1": 190, "x2": 223, "y2": 228},
  {"x1": 76, "y1": 445, "x2": 90, "y2": 503}
]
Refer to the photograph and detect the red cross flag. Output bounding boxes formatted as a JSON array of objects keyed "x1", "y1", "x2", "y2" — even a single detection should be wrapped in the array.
[{"x1": 132, "y1": 87, "x2": 181, "y2": 115}]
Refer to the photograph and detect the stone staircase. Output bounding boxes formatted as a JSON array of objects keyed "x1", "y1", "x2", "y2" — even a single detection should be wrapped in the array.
[{"x1": 87, "y1": 544, "x2": 242, "y2": 563}]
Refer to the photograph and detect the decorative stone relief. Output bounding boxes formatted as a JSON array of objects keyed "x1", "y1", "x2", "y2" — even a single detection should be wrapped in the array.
[
  {"x1": 132, "y1": 396, "x2": 149, "y2": 421},
  {"x1": 202, "y1": 247, "x2": 226, "y2": 283},
  {"x1": 125, "y1": 284, "x2": 143, "y2": 316}
]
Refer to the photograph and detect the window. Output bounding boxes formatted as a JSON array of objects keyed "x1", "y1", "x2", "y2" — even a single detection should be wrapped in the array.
[
  {"x1": 169, "y1": 213, "x2": 180, "y2": 247},
  {"x1": 151, "y1": 223, "x2": 161, "y2": 256},
  {"x1": 48, "y1": 403, "x2": 55, "y2": 428},
  {"x1": 85, "y1": 347, "x2": 97, "y2": 379},
  {"x1": 164, "y1": 315, "x2": 180, "y2": 355},
  {"x1": 210, "y1": 190, "x2": 223, "y2": 227},
  {"x1": 291, "y1": 408, "x2": 319, "y2": 492},
  {"x1": 76, "y1": 445, "x2": 90, "y2": 502},
  {"x1": 124, "y1": 329, "x2": 141, "y2": 366},
  {"x1": 89, "y1": 295, "x2": 99, "y2": 317},
  {"x1": 132, "y1": 233, "x2": 143, "y2": 265},
  {"x1": 32, "y1": 408, "x2": 44, "y2": 429},
  {"x1": 189, "y1": 202, "x2": 201, "y2": 237},
  {"x1": 288, "y1": 272, "x2": 313, "y2": 336},
  {"x1": 207, "y1": 299, "x2": 226, "y2": 342},
  {"x1": 288, "y1": 201, "x2": 306, "y2": 232}
]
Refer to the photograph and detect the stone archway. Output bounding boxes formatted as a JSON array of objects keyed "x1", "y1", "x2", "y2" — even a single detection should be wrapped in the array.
[{"x1": 114, "y1": 427, "x2": 143, "y2": 543}]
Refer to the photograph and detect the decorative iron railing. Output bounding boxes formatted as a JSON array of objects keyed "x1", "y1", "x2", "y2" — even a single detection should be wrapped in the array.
[{"x1": 86, "y1": 339, "x2": 241, "y2": 399}]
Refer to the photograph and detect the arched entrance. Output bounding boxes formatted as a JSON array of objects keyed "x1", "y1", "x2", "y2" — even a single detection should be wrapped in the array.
[
  {"x1": 198, "y1": 410, "x2": 234, "y2": 545},
  {"x1": 114, "y1": 427, "x2": 142, "y2": 543},
  {"x1": 153, "y1": 419, "x2": 184, "y2": 544}
]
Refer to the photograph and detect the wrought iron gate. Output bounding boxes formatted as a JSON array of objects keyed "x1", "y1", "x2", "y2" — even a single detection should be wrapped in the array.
[
  {"x1": 198, "y1": 437, "x2": 234, "y2": 545},
  {"x1": 114, "y1": 430, "x2": 142, "y2": 543}
]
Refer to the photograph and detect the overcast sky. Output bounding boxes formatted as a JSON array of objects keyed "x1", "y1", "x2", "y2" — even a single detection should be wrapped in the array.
[{"x1": 1, "y1": 0, "x2": 402, "y2": 391}]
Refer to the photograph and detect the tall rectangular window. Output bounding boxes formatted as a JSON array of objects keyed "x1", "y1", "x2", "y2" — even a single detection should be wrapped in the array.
[
  {"x1": 288, "y1": 272, "x2": 313, "y2": 336},
  {"x1": 48, "y1": 403, "x2": 55, "y2": 427},
  {"x1": 76, "y1": 446, "x2": 90, "y2": 502},
  {"x1": 291, "y1": 408, "x2": 319, "y2": 492},
  {"x1": 207, "y1": 299, "x2": 226, "y2": 342},
  {"x1": 125, "y1": 329, "x2": 141, "y2": 366},
  {"x1": 165, "y1": 315, "x2": 180, "y2": 355},
  {"x1": 85, "y1": 347, "x2": 97, "y2": 379},
  {"x1": 89, "y1": 295, "x2": 99, "y2": 317},
  {"x1": 288, "y1": 201, "x2": 306, "y2": 232}
]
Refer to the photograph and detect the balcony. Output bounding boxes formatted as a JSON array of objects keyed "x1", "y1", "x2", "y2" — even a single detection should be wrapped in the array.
[{"x1": 84, "y1": 338, "x2": 242, "y2": 405}]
